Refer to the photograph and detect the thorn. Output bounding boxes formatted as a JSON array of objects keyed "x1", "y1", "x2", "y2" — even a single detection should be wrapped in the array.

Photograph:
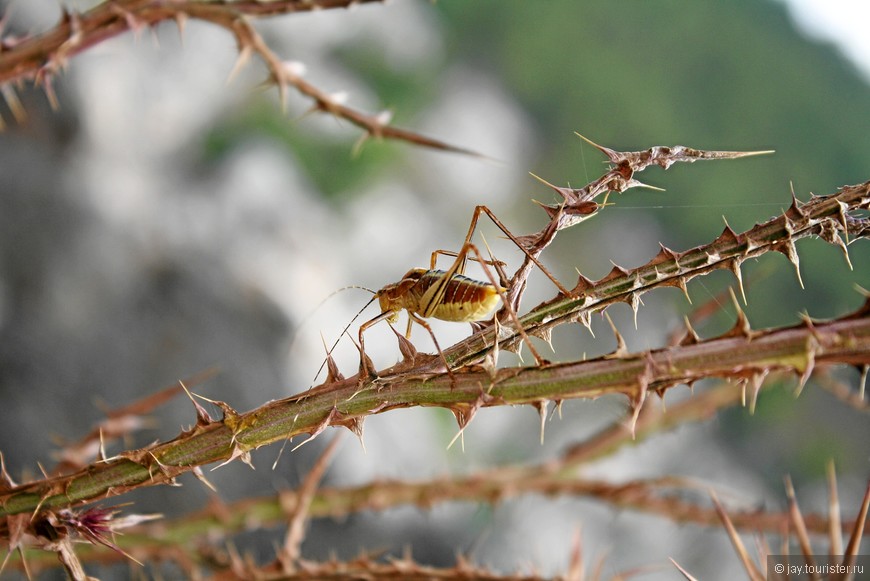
[
  {"x1": 729, "y1": 259, "x2": 747, "y2": 305},
  {"x1": 794, "y1": 341, "x2": 816, "y2": 397},
  {"x1": 783, "y1": 475, "x2": 815, "y2": 563},
  {"x1": 291, "y1": 407, "x2": 338, "y2": 452},
  {"x1": 654, "y1": 242, "x2": 680, "y2": 264},
  {"x1": 735, "y1": 149, "x2": 777, "y2": 158},
  {"x1": 748, "y1": 370, "x2": 768, "y2": 415},
  {"x1": 388, "y1": 323, "x2": 417, "y2": 364},
  {"x1": 842, "y1": 479, "x2": 870, "y2": 565},
  {"x1": 670, "y1": 558, "x2": 701, "y2": 581},
  {"x1": 374, "y1": 108, "x2": 393, "y2": 126},
  {"x1": 0, "y1": 452, "x2": 17, "y2": 489},
  {"x1": 629, "y1": 292, "x2": 642, "y2": 330},
  {"x1": 784, "y1": 240, "x2": 804, "y2": 289},
  {"x1": 838, "y1": 237, "x2": 853, "y2": 271},
  {"x1": 325, "y1": 355, "x2": 344, "y2": 385},
  {"x1": 628, "y1": 378, "x2": 648, "y2": 440},
  {"x1": 573, "y1": 131, "x2": 619, "y2": 162},
  {"x1": 529, "y1": 172, "x2": 580, "y2": 202},
  {"x1": 192, "y1": 466, "x2": 217, "y2": 493},
  {"x1": 351, "y1": 131, "x2": 370, "y2": 158},
  {"x1": 447, "y1": 398, "x2": 486, "y2": 452},
  {"x1": 724, "y1": 288, "x2": 752, "y2": 339},
  {"x1": 603, "y1": 311, "x2": 627, "y2": 358},
  {"x1": 530, "y1": 325, "x2": 555, "y2": 352},
  {"x1": 180, "y1": 381, "x2": 215, "y2": 426},
  {"x1": 1, "y1": 84, "x2": 26, "y2": 124},
  {"x1": 446, "y1": 426, "x2": 466, "y2": 452},
  {"x1": 174, "y1": 12, "x2": 187, "y2": 43},
  {"x1": 39, "y1": 72, "x2": 60, "y2": 111},
  {"x1": 826, "y1": 459, "x2": 843, "y2": 556},
  {"x1": 227, "y1": 45, "x2": 253, "y2": 85},
  {"x1": 351, "y1": 418, "x2": 366, "y2": 454},
  {"x1": 786, "y1": 182, "x2": 807, "y2": 221},
  {"x1": 710, "y1": 490, "x2": 765, "y2": 581},
  {"x1": 566, "y1": 528, "x2": 584, "y2": 581},
  {"x1": 626, "y1": 178, "x2": 666, "y2": 192},
  {"x1": 573, "y1": 269, "x2": 595, "y2": 294},
  {"x1": 679, "y1": 316, "x2": 700, "y2": 346},
  {"x1": 98, "y1": 428, "x2": 107, "y2": 462},
  {"x1": 534, "y1": 401, "x2": 548, "y2": 445},
  {"x1": 677, "y1": 275, "x2": 692, "y2": 304},
  {"x1": 860, "y1": 365, "x2": 868, "y2": 401},
  {"x1": 327, "y1": 91, "x2": 349, "y2": 107},
  {"x1": 315, "y1": 332, "x2": 345, "y2": 385},
  {"x1": 577, "y1": 311, "x2": 595, "y2": 337}
]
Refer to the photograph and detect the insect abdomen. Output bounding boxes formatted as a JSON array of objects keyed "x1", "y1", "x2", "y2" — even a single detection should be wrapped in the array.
[{"x1": 415, "y1": 271, "x2": 502, "y2": 322}]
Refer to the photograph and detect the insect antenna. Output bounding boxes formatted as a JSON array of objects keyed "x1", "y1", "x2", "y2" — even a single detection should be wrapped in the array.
[
  {"x1": 311, "y1": 292, "x2": 378, "y2": 385},
  {"x1": 288, "y1": 284, "x2": 377, "y2": 353}
]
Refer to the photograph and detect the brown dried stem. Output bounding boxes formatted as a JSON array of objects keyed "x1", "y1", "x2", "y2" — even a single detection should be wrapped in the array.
[{"x1": 0, "y1": 0, "x2": 481, "y2": 155}]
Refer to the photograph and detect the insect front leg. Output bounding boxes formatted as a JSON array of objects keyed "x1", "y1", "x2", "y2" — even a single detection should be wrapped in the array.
[{"x1": 357, "y1": 310, "x2": 394, "y2": 380}]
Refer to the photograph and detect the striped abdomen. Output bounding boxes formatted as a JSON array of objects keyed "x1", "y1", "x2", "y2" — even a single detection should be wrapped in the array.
[
  {"x1": 377, "y1": 268, "x2": 503, "y2": 323},
  {"x1": 410, "y1": 270, "x2": 502, "y2": 322}
]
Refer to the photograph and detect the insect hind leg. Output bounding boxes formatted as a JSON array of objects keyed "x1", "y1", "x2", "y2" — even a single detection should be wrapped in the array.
[
  {"x1": 408, "y1": 312, "x2": 457, "y2": 384},
  {"x1": 433, "y1": 241, "x2": 548, "y2": 367},
  {"x1": 461, "y1": 205, "x2": 571, "y2": 298},
  {"x1": 429, "y1": 248, "x2": 510, "y2": 288}
]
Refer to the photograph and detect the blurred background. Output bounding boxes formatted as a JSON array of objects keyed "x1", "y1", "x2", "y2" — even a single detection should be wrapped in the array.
[{"x1": 0, "y1": 0, "x2": 868, "y2": 578}]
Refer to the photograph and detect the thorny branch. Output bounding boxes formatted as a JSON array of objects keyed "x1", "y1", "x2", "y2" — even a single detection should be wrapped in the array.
[
  {"x1": 1, "y1": 138, "x2": 868, "y2": 576},
  {"x1": 1, "y1": 142, "x2": 868, "y2": 517},
  {"x1": 448, "y1": 176, "x2": 870, "y2": 369},
  {"x1": 1, "y1": 281, "x2": 869, "y2": 517},
  {"x1": 9, "y1": 382, "x2": 855, "y2": 571},
  {"x1": 0, "y1": 0, "x2": 481, "y2": 155}
]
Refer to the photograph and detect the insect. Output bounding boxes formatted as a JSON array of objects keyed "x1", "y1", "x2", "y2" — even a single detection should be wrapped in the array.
[
  {"x1": 317, "y1": 205, "x2": 571, "y2": 384},
  {"x1": 355, "y1": 243, "x2": 511, "y2": 379}
]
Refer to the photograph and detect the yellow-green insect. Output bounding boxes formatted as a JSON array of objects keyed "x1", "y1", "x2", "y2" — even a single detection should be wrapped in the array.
[
  {"x1": 356, "y1": 242, "x2": 508, "y2": 378},
  {"x1": 319, "y1": 205, "x2": 569, "y2": 383}
]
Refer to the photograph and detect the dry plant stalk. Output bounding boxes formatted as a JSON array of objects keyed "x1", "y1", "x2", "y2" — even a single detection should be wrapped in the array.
[{"x1": 0, "y1": 0, "x2": 481, "y2": 154}]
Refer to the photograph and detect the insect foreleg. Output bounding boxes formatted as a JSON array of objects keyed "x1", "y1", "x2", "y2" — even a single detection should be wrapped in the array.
[{"x1": 357, "y1": 310, "x2": 396, "y2": 379}]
